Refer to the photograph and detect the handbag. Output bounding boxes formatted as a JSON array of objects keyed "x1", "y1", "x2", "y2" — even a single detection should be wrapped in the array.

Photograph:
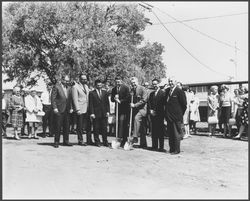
[
  {"x1": 37, "y1": 111, "x2": 45, "y2": 117},
  {"x1": 229, "y1": 118, "x2": 236, "y2": 126},
  {"x1": 108, "y1": 114, "x2": 115, "y2": 124},
  {"x1": 208, "y1": 116, "x2": 218, "y2": 124}
]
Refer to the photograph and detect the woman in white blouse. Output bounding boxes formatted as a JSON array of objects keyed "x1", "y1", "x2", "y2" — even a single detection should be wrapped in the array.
[{"x1": 25, "y1": 89, "x2": 43, "y2": 139}]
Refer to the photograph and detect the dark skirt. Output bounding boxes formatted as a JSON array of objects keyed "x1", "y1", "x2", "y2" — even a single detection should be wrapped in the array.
[
  {"x1": 220, "y1": 106, "x2": 231, "y2": 124},
  {"x1": 240, "y1": 99, "x2": 248, "y2": 126},
  {"x1": 11, "y1": 110, "x2": 24, "y2": 128}
]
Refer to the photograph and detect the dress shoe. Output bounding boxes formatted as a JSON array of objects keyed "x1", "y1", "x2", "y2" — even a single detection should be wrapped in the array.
[
  {"x1": 87, "y1": 141, "x2": 95, "y2": 146},
  {"x1": 103, "y1": 142, "x2": 110, "y2": 147},
  {"x1": 78, "y1": 141, "x2": 87, "y2": 146},
  {"x1": 54, "y1": 143, "x2": 59, "y2": 148},
  {"x1": 171, "y1": 151, "x2": 180, "y2": 155},
  {"x1": 63, "y1": 143, "x2": 73, "y2": 146},
  {"x1": 95, "y1": 142, "x2": 101, "y2": 147},
  {"x1": 132, "y1": 137, "x2": 138, "y2": 144},
  {"x1": 158, "y1": 148, "x2": 167, "y2": 153}
]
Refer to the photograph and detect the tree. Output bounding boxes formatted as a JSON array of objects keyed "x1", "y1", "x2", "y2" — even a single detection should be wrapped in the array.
[{"x1": 2, "y1": 2, "x2": 166, "y2": 87}]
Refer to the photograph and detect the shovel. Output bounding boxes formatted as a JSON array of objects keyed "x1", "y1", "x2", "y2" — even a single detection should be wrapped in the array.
[
  {"x1": 124, "y1": 93, "x2": 134, "y2": 151},
  {"x1": 111, "y1": 100, "x2": 121, "y2": 149}
]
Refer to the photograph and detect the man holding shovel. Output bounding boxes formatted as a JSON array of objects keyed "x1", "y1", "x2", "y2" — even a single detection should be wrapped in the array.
[
  {"x1": 129, "y1": 77, "x2": 148, "y2": 148},
  {"x1": 111, "y1": 76, "x2": 130, "y2": 148}
]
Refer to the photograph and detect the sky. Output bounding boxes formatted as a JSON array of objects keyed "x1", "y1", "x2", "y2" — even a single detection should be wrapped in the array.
[
  {"x1": 139, "y1": 1, "x2": 248, "y2": 84},
  {"x1": 2, "y1": 1, "x2": 248, "y2": 90}
]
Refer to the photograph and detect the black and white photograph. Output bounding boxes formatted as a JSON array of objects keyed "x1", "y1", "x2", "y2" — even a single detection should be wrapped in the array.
[{"x1": 1, "y1": 1, "x2": 248, "y2": 199}]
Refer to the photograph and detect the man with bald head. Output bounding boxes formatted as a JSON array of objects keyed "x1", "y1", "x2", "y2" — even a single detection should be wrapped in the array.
[
  {"x1": 164, "y1": 77, "x2": 187, "y2": 154},
  {"x1": 130, "y1": 77, "x2": 148, "y2": 148}
]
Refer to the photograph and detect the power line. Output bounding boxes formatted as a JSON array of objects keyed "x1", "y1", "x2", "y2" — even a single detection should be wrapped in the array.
[
  {"x1": 151, "y1": 12, "x2": 248, "y2": 25},
  {"x1": 152, "y1": 5, "x2": 248, "y2": 53},
  {"x1": 150, "y1": 10, "x2": 230, "y2": 78}
]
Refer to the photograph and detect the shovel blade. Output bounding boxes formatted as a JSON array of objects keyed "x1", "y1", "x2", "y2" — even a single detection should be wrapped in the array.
[
  {"x1": 124, "y1": 141, "x2": 132, "y2": 151},
  {"x1": 111, "y1": 140, "x2": 121, "y2": 149}
]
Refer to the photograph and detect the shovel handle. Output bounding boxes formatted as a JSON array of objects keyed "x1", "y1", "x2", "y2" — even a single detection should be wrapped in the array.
[
  {"x1": 128, "y1": 94, "x2": 133, "y2": 139},
  {"x1": 115, "y1": 100, "x2": 119, "y2": 139}
]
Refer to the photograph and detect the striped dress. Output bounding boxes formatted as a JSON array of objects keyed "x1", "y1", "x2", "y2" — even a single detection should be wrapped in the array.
[{"x1": 9, "y1": 95, "x2": 24, "y2": 128}]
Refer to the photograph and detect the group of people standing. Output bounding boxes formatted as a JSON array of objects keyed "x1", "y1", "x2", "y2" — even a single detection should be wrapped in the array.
[
  {"x1": 2, "y1": 73, "x2": 247, "y2": 153},
  {"x1": 207, "y1": 84, "x2": 248, "y2": 138},
  {"x1": 2, "y1": 74, "x2": 188, "y2": 155}
]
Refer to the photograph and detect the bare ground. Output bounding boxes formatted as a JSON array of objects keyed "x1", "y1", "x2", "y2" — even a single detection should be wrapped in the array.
[{"x1": 2, "y1": 125, "x2": 248, "y2": 199}]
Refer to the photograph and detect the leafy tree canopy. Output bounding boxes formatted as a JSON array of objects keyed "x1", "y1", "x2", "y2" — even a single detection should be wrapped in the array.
[{"x1": 2, "y1": 2, "x2": 166, "y2": 87}]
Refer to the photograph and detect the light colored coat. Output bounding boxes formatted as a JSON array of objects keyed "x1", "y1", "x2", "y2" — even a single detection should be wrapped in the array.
[
  {"x1": 72, "y1": 82, "x2": 89, "y2": 114},
  {"x1": 25, "y1": 95, "x2": 43, "y2": 122}
]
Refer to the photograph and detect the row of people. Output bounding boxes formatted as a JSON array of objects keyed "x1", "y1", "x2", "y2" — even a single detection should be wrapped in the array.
[
  {"x1": 207, "y1": 85, "x2": 248, "y2": 138},
  {"x1": 2, "y1": 75, "x2": 187, "y2": 154}
]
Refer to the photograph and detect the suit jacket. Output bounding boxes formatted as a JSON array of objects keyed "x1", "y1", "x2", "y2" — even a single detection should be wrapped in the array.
[
  {"x1": 131, "y1": 85, "x2": 148, "y2": 116},
  {"x1": 111, "y1": 84, "x2": 130, "y2": 115},
  {"x1": 51, "y1": 83, "x2": 71, "y2": 113},
  {"x1": 89, "y1": 89, "x2": 110, "y2": 118},
  {"x1": 72, "y1": 82, "x2": 89, "y2": 114},
  {"x1": 164, "y1": 86, "x2": 187, "y2": 122},
  {"x1": 148, "y1": 89, "x2": 165, "y2": 118}
]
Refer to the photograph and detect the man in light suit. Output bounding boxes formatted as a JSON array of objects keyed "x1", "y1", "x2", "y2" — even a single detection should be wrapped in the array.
[
  {"x1": 111, "y1": 76, "x2": 130, "y2": 147},
  {"x1": 148, "y1": 78, "x2": 166, "y2": 152},
  {"x1": 72, "y1": 73, "x2": 90, "y2": 146},
  {"x1": 51, "y1": 74, "x2": 73, "y2": 148},
  {"x1": 164, "y1": 77, "x2": 187, "y2": 154},
  {"x1": 130, "y1": 77, "x2": 148, "y2": 148},
  {"x1": 89, "y1": 79, "x2": 110, "y2": 147}
]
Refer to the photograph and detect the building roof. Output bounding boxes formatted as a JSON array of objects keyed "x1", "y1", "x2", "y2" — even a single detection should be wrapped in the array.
[{"x1": 183, "y1": 80, "x2": 248, "y2": 87}]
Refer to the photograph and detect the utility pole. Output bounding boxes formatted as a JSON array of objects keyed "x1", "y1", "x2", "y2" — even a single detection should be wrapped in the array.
[
  {"x1": 234, "y1": 41, "x2": 237, "y2": 81},
  {"x1": 229, "y1": 41, "x2": 238, "y2": 81}
]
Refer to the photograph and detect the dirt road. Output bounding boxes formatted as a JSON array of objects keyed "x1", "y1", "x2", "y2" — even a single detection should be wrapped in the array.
[{"x1": 2, "y1": 128, "x2": 248, "y2": 199}]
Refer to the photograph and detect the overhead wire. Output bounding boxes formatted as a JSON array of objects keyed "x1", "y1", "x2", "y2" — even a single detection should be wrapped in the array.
[
  {"x1": 151, "y1": 12, "x2": 248, "y2": 25},
  {"x1": 151, "y1": 5, "x2": 247, "y2": 53},
  {"x1": 150, "y1": 10, "x2": 230, "y2": 78}
]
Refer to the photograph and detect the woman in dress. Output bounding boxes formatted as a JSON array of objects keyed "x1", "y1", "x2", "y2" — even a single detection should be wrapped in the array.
[
  {"x1": 25, "y1": 89, "x2": 43, "y2": 139},
  {"x1": 233, "y1": 90, "x2": 248, "y2": 139},
  {"x1": 189, "y1": 90, "x2": 200, "y2": 134},
  {"x1": 9, "y1": 86, "x2": 24, "y2": 140},
  {"x1": 219, "y1": 85, "x2": 233, "y2": 137},
  {"x1": 228, "y1": 89, "x2": 243, "y2": 136},
  {"x1": 207, "y1": 86, "x2": 220, "y2": 137},
  {"x1": 182, "y1": 86, "x2": 192, "y2": 138},
  {"x1": 2, "y1": 90, "x2": 9, "y2": 138}
]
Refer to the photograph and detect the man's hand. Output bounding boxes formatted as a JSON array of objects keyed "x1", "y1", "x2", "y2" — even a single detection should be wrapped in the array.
[
  {"x1": 115, "y1": 95, "x2": 121, "y2": 103},
  {"x1": 130, "y1": 103, "x2": 135, "y2": 108},
  {"x1": 106, "y1": 112, "x2": 109, "y2": 117},
  {"x1": 90, "y1": 114, "x2": 95, "y2": 119},
  {"x1": 76, "y1": 110, "x2": 81, "y2": 115},
  {"x1": 54, "y1": 108, "x2": 59, "y2": 114},
  {"x1": 150, "y1": 110, "x2": 156, "y2": 116}
]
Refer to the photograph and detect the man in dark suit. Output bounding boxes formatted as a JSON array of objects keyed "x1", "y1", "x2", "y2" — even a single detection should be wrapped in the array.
[
  {"x1": 148, "y1": 78, "x2": 166, "y2": 152},
  {"x1": 89, "y1": 79, "x2": 110, "y2": 147},
  {"x1": 164, "y1": 77, "x2": 187, "y2": 154},
  {"x1": 130, "y1": 77, "x2": 148, "y2": 148},
  {"x1": 51, "y1": 74, "x2": 73, "y2": 148},
  {"x1": 111, "y1": 76, "x2": 130, "y2": 147}
]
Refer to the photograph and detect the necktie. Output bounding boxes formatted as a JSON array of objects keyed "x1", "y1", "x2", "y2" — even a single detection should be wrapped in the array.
[
  {"x1": 98, "y1": 89, "x2": 102, "y2": 98},
  {"x1": 167, "y1": 88, "x2": 172, "y2": 102}
]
